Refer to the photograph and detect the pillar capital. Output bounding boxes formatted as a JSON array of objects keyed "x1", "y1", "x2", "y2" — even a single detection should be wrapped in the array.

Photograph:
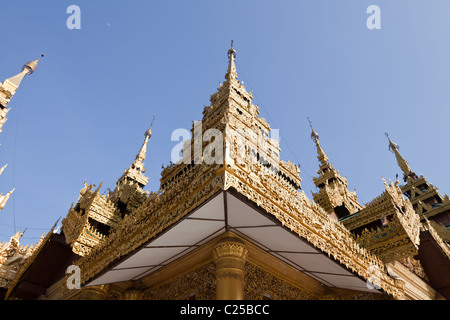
[
  {"x1": 213, "y1": 236, "x2": 248, "y2": 269},
  {"x1": 212, "y1": 236, "x2": 248, "y2": 300}
]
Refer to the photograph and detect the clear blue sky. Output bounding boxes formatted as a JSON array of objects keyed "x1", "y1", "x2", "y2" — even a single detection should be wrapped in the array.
[{"x1": 0, "y1": 1, "x2": 449, "y2": 243}]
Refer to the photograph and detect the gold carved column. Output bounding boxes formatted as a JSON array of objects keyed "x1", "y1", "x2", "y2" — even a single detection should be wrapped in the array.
[{"x1": 212, "y1": 236, "x2": 248, "y2": 300}]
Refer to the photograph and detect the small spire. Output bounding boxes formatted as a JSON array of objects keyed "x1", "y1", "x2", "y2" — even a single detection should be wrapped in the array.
[
  {"x1": 4, "y1": 54, "x2": 44, "y2": 89},
  {"x1": 385, "y1": 133, "x2": 414, "y2": 179},
  {"x1": 308, "y1": 118, "x2": 329, "y2": 166},
  {"x1": 0, "y1": 164, "x2": 7, "y2": 176},
  {"x1": 136, "y1": 116, "x2": 155, "y2": 165},
  {"x1": 22, "y1": 53, "x2": 45, "y2": 75},
  {"x1": 116, "y1": 117, "x2": 155, "y2": 188},
  {"x1": 225, "y1": 40, "x2": 238, "y2": 81},
  {"x1": 0, "y1": 188, "x2": 14, "y2": 210}
]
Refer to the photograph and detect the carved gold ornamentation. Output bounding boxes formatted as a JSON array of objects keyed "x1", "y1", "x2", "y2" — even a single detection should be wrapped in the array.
[
  {"x1": 0, "y1": 231, "x2": 45, "y2": 289},
  {"x1": 341, "y1": 179, "x2": 421, "y2": 263},
  {"x1": 244, "y1": 263, "x2": 317, "y2": 300},
  {"x1": 4, "y1": 223, "x2": 56, "y2": 298},
  {"x1": 62, "y1": 183, "x2": 122, "y2": 256},
  {"x1": 309, "y1": 125, "x2": 363, "y2": 219},
  {"x1": 387, "y1": 135, "x2": 450, "y2": 224},
  {"x1": 142, "y1": 262, "x2": 216, "y2": 300}
]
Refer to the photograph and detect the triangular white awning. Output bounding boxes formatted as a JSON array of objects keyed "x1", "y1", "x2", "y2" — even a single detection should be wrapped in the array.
[{"x1": 87, "y1": 191, "x2": 378, "y2": 293}]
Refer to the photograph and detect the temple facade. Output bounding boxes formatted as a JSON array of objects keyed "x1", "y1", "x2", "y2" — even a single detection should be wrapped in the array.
[{"x1": 1, "y1": 45, "x2": 449, "y2": 300}]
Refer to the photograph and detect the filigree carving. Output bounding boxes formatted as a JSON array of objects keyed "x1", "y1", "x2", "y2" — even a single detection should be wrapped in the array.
[
  {"x1": 342, "y1": 179, "x2": 421, "y2": 263},
  {"x1": 0, "y1": 231, "x2": 45, "y2": 289},
  {"x1": 244, "y1": 263, "x2": 317, "y2": 300},
  {"x1": 142, "y1": 262, "x2": 216, "y2": 300}
]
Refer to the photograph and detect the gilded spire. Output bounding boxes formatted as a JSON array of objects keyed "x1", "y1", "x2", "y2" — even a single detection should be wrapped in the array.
[
  {"x1": 309, "y1": 118, "x2": 363, "y2": 218},
  {"x1": 225, "y1": 40, "x2": 238, "y2": 82},
  {"x1": 308, "y1": 118, "x2": 329, "y2": 167},
  {"x1": 117, "y1": 117, "x2": 154, "y2": 188},
  {"x1": 385, "y1": 133, "x2": 414, "y2": 179},
  {"x1": 134, "y1": 116, "x2": 154, "y2": 169}
]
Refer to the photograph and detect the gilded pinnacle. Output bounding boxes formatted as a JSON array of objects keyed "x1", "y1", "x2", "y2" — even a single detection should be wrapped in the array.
[
  {"x1": 136, "y1": 119, "x2": 154, "y2": 165},
  {"x1": 308, "y1": 119, "x2": 329, "y2": 166},
  {"x1": 385, "y1": 133, "x2": 413, "y2": 177},
  {"x1": 225, "y1": 40, "x2": 238, "y2": 81}
]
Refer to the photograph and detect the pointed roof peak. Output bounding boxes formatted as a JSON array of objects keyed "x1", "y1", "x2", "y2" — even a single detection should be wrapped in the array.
[
  {"x1": 3, "y1": 54, "x2": 44, "y2": 89},
  {"x1": 22, "y1": 53, "x2": 45, "y2": 75},
  {"x1": 116, "y1": 119, "x2": 154, "y2": 188},
  {"x1": 308, "y1": 118, "x2": 329, "y2": 167},
  {"x1": 225, "y1": 40, "x2": 238, "y2": 81},
  {"x1": 385, "y1": 132, "x2": 414, "y2": 179},
  {"x1": 136, "y1": 116, "x2": 155, "y2": 163}
]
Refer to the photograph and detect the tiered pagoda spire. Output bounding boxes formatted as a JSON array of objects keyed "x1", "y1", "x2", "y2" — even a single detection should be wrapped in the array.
[
  {"x1": 116, "y1": 118, "x2": 153, "y2": 189},
  {"x1": 386, "y1": 133, "x2": 450, "y2": 225},
  {"x1": 160, "y1": 41, "x2": 302, "y2": 192},
  {"x1": 309, "y1": 119, "x2": 330, "y2": 169},
  {"x1": 62, "y1": 120, "x2": 155, "y2": 256},
  {"x1": 309, "y1": 120, "x2": 363, "y2": 220},
  {"x1": 109, "y1": 120, "x2": 153, "y2": 216},
  {"x1": 0, "y1": 55, "x2": 43, "y2": 132}
]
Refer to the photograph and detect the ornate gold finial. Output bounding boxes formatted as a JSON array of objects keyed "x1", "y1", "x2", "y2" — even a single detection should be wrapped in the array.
[
  {"x1": 135, "y1": 117, "x2": 155, "y2": 166},
  {"x1": 308, "y1": 118, "x2": 328, "y2": 166},
  {"x1": 116, "y1": 118, "x2": 154, "y2": 189},
  {"x1": 225, "y1": 41, "x2": 238, "y2": 81},
  {"x1": 385, "y1": 133, "x2": 413, "y2": 177},
  {"x1": 308, "y1": 117, "x2": 319, "y2": 141}
]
